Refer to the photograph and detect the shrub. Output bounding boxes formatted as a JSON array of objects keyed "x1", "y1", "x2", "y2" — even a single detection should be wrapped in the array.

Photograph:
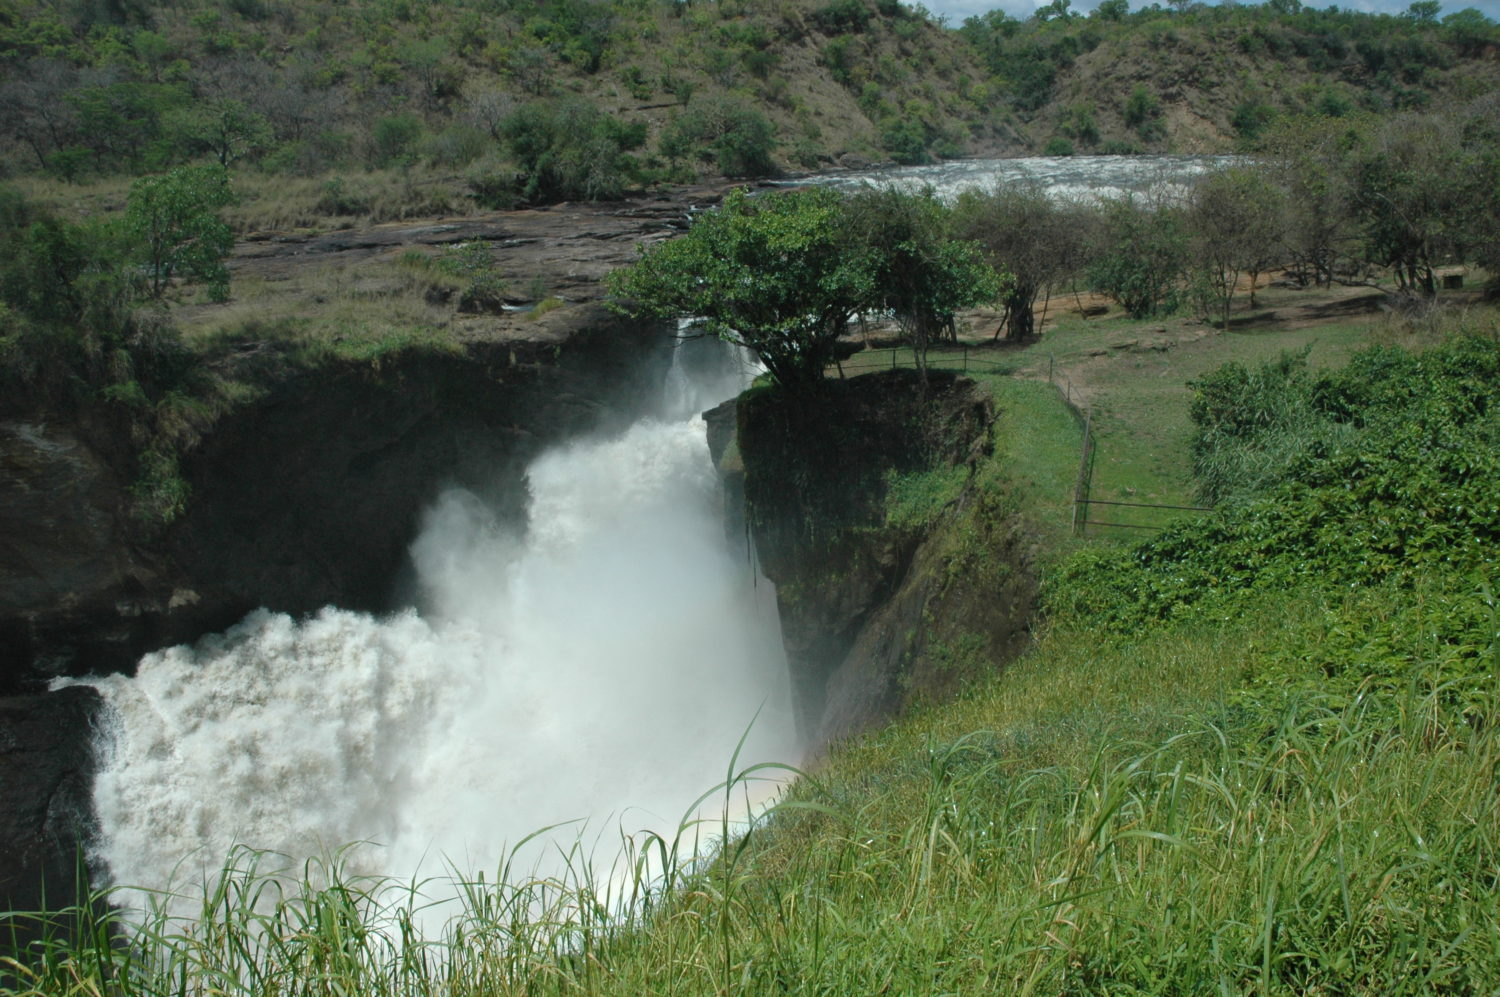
[
  {"x1": 424, "y1": 125, "x2": 488, "y2": 168},
  {"x1": 881, "y1": 117, "x2": 933, "y2": 164},
  {"x1": 371, "y1": 113, "x2": 423, "y2": 167},
  {"x1": 1230, "y1": 100, "x2": 1275, "y2": 140},
  {"x1": 810, "y1": 0, "x2": 871, "y2": 34},
  {"x1": 659, "y1": 95, "x2": 776, "y2": 177},
  {"x1": 499, "y1": 98, "x2": 645, "y2": 203},
  {"x1": 436, "y1": 241, "x2": 507, "y2": 311},
  {"x1": 1049, "y1": 338, "x2": 1500, "y2": 667},
  {"x1": 1123, "y1": 84, "x2": 1163, "y2": 132}
]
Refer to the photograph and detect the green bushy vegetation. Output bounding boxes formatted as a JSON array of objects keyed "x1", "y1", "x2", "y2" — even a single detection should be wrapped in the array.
[
  {"x1": 610, "y1": 186, "x2": 998, "y2": 390},
  {"x1": 1073, "y1": 94, "x2": 1500, "y2": 322},
  {"x1": 961, "y1": 0, "x2": 1500, "y2": 154},
  {"x1": 1053, "y1": 338, "x2": 1500, "y2": 655},
  {"x1": 0, "y1": 177, "x2": 240, "y2": 521}
]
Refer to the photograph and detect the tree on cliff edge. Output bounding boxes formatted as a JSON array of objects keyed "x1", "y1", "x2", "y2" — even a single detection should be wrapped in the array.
[
  {"x1": 610, "y1": 186, "x2": 1000, "y2": 391},
  {"x1": 608, "y1": 187, "x2": 872, "y2": 392}
]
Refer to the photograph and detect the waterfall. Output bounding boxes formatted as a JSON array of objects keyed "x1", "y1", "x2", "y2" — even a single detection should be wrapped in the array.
[{"x1": 67, "y1": 335, "x2": 796, "y2": 916}]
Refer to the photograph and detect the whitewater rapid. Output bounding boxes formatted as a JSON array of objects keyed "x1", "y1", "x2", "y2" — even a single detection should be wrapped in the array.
[{"x1": 70, "y1": 337, "x2": 797, "y2": 913}]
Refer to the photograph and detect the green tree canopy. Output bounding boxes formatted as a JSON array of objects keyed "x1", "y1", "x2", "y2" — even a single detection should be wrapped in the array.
[
  {"x1": 611, "y1": 186, "x2": 1003, "y2": 390},
  {"x1": 609, "y1": 187, "x2": 872, "y2": 391},
  {"x1": 1087, "y1": 193, "x2": 1189, "y2": 319},
  {"x1": 844, "y1": 185, "x2": 1004, "y2": 369},
  {"x1": 123, "y1": 164, "x2": 235, "y2": 301}
]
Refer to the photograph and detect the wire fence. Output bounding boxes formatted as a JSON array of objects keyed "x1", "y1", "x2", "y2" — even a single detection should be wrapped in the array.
[
  {"x1": 828, "y1": 344, "x2": 1215, "y2": 536},
  {"x1": 1038, "y1": 355, "x2": 1215, "y2": 536},
  {"x1": 831, "y1": 344, "x2": 1017, "y2": 378}
]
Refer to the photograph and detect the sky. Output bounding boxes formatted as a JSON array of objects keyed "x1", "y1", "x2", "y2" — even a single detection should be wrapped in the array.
[{"x1": 921, "y1": 0, "x2": 1500, "y2": 26}]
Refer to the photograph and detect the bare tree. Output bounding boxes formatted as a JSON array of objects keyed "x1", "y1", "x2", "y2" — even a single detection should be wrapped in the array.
[
  {"x1": 1188, "y1": 165, "x2": 1287, "y2": 328},
  {"x1": 953, "y1": 179, "x2": 1082, "y2": 342},
  {"x1": 0, "y1": 60, "x2": 82, "y2": 169}
]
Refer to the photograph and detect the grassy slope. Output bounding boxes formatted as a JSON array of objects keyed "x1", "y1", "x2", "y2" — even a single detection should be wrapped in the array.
[{"x1": 10, "y1": 297, "x2": 1498, "y2": 995}]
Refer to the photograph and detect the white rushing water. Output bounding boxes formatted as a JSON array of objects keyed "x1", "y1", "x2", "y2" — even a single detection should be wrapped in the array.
[
  {"x1": 69, "y1": 335, "x2": 797, "y2": 914},
  {"x1": 778, "y1": 153, "x2": 1236, "y2": 203}
]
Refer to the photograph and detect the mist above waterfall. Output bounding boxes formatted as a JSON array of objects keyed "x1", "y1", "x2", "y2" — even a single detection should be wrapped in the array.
[{"x1": 73, "y1": 337, "x2": 796, "y2": 913}]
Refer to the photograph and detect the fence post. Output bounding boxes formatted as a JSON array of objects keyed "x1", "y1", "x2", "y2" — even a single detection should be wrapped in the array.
[
  {"x1": 963, "y1": 344, "x2": 969, "y2": 373},
  {"x1": 1071, "y1": 410, "x2": 1094, "y2": 537},
  {"x1": 1049, "y1": 354, "x2": 1055, "y2": 384}
]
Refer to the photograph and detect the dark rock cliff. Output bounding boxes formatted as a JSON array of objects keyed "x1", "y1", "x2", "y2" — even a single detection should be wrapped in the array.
[
  {"x1": 0, "y1": 686, "x2": 99, "y2": 917},
  {"x1": 1, "y1": 305, "x2": 671, "y2": 691},
  {"x1": 709, "y1": 370, "x2": 1038, "y2": 747}
]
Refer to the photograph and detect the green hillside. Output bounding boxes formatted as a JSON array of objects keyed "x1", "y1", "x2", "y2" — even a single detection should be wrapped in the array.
[{"x1": 2, "y1": 0, "x2": 1497, "y2": 198}]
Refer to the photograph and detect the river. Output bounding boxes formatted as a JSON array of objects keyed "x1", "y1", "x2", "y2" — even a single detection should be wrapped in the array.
[{"x1": 778, "y1": 153, "x2": 1234, "y2": 201}]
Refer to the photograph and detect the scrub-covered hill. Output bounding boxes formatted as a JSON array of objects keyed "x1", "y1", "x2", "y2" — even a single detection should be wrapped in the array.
[{"x1": 2, "y1": 0, "x2": 1496, "y2": 198}]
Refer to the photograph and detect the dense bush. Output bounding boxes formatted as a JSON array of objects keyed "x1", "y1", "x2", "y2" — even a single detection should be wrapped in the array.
[
  {"x1": 1049, "y1": 338, "x2": 1500, "y2": 705},
  {"x1": 499, "y1": 97, "x2": 645, "y2": 203},
  {"x1": 659, "y1": 94, "x2": 776, "y2": 178}
]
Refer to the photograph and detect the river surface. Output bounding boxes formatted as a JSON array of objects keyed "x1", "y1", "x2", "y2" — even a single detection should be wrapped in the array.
[
  {"x1": 66, "y1": 336, "x2": 797, "y2": 916},
  {"x1": 779, "y1": 153, "x2": 1235, "y2": 201}
]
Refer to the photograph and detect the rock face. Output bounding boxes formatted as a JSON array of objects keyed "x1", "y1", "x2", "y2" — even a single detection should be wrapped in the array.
[
  {"x1": 0, "y1": 305, "x2": 671, "y2": 691},
  {"x1": 0, "y1": 423, "x2": 142, "y2": 690},
  {"x1": 0, "y1": 686, "x2": 99, "y2": 915},
  {"x1": 713, "y1": 370, "x2": 1037, "y2": 746}
]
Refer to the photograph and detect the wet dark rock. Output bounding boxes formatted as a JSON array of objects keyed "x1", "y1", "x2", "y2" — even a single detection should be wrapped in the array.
[
  {"x1": 717, "y1": 371, "x2": 1036, "y2": 746},
  {"x1": 0, "y1": 686, "x2": 100, "y2": 915}
]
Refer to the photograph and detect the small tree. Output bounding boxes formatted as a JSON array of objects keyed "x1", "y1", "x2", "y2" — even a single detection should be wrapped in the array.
[
  {"x1": 844, "y1": 186, "x2": 1004, "y2": 372},
  {"x1": 1188, "y1": 165, "x2": 1286, "y2": 328},
  {"x1": 1351, "y1": 113, "x2": 1474, "y2": 299},
  {"x1": 124, "y1": 165, "x2": 235, "y2": 302},
  {"x1": 1087, "y1": 194, "x2": 1189, "y2": 319},
  {"x1": 169, "y1": 97, "x2": 270, "y2": 167},
  {"x1": 609, "y1": 188, "x2": 871, "y2": 391},
  {"x1": 1262, "y1": 116, "x2": 1360, "y2": 288},
  {"x1": 953, "y1": 179, "x2": 1081, "y2": 342}
]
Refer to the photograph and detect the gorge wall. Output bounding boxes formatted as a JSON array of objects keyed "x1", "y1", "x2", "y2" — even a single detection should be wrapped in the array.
[
  {"x1": 709, "y1": 370, "x2": 1039, "y2": 747},
  {"x1": 1, "y1": 330, "x2": 1041, "y2": 919}
]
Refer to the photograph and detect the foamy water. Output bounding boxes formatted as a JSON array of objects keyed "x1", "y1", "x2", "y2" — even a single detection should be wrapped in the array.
[
  {"x1": 780, "y1": 153, "x2": 1236, "y2": 203},
  {"x1": 67, "y1": 338, "x2": 797, "y2": 915}
]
